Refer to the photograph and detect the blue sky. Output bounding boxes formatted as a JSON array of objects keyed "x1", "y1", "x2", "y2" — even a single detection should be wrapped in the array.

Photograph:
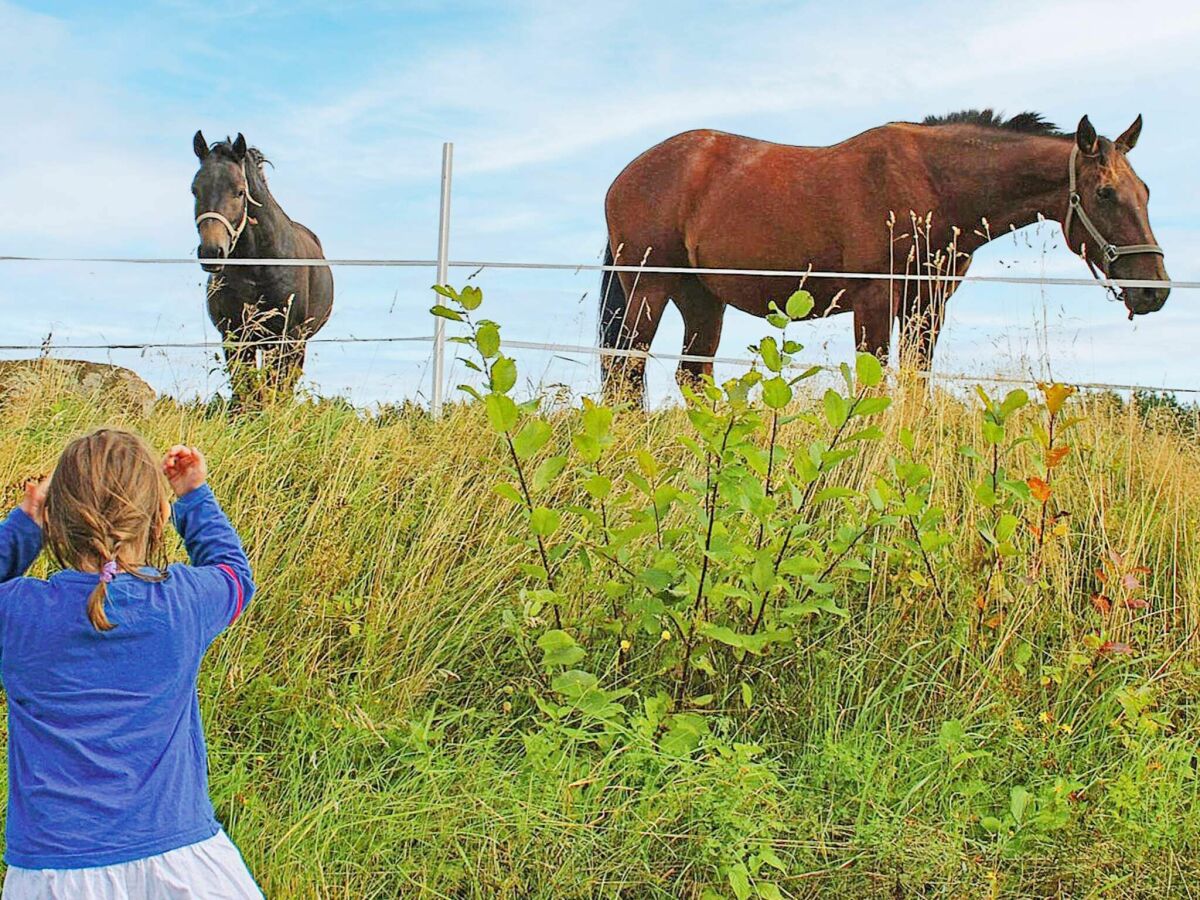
[{"x1": 2, "y1": 0, "x2": 1199, "y2": 404}]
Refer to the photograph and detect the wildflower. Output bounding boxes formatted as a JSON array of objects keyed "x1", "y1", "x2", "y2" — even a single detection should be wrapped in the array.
[
  {"x1": 660, "y1": 630, "x2": 672, "y2": 642},
  {"x1": 620, "y1": 639, "x2": 632, "y2": 651}
]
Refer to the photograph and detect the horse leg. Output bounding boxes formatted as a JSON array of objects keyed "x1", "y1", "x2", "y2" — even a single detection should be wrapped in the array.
[
  {"x1": 219, "y1": 325, "x2": 258, "y2": 411},
  {"x1": 603, "y1": 274, "x2": 676, "y2": 407},
  {"x1": 852, "y1": 286, "x2": 893, "y2": 363},
  {"x1": 673, "y1": 279, "x2": 725, "y2": 393},
  {"x1": 274, "y1": 336, "x2": 307, "y2": 398}
]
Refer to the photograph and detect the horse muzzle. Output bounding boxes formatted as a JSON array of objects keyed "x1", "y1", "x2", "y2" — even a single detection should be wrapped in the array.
[
  {"x1": 198, "y1": 243, "x2": 228, "y2": 273},
  {"x1": 1124, "y1": 285, "x2": 1170, "y2": 320}
]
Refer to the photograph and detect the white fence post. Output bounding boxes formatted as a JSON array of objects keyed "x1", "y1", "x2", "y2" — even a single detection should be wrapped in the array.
[{"x1": 432, "y1": 142, "x2": 454, "y2": 417}]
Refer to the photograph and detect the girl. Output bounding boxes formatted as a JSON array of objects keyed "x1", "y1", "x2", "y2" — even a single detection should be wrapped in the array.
[{"x1": 0, "y1": 429, "x2": 261, "y2": 898}]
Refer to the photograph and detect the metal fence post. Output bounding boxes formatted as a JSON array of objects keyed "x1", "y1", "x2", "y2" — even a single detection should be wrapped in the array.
[{"x1": 432, "y1": 142, "x2": 454, "y2": 417}]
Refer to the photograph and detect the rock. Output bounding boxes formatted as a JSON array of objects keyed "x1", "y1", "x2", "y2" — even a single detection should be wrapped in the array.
[{"x1": 0, "y1": 358, "x2": 157, "y2": 415}]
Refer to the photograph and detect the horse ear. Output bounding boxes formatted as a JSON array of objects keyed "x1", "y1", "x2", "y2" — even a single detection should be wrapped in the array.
[
  {"x1": 232, "y1": 133, "x2": 247, "y2": 161},
  {"x1": 1075, "y1": 115, "x2": 1099, "y2": 157},
  {"x1": 1115, "y1": 114, "x2": 1142, "y2": 154},
  {"x1": 193, "y1": 130, "x2": 208, "y2": 161}
]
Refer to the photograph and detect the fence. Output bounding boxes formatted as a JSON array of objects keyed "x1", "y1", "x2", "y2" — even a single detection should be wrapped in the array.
[{"x1": 3, "y1": 143, "x2": 1200, "y2": 407}]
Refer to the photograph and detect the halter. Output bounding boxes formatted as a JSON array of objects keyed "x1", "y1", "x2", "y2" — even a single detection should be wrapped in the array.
[
  {"x1": 1063, "y1": 143, "x2": 1162, "y2": 303},
  {"x1": 195, "y1": 161, "x2": 263, "y2": 256}
]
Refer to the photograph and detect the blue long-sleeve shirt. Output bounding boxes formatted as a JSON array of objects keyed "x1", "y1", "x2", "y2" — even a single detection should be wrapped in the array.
[{"x1": 0, "y1": 484, "x2": 255, "y2": 869}]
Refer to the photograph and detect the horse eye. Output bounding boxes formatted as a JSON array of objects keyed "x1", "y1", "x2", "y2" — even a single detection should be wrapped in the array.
[{"x1": 1097, "y1": 186, "x2": 1116, "y2": 202}]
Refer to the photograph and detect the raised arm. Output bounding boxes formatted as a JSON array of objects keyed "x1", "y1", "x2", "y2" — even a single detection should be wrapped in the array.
[
  {"x1": 0, "y1": 479, "x2": 46, "y2": 583},
  {"x1": 165, "y1": 447, "x2": 256, "y2": 624}
]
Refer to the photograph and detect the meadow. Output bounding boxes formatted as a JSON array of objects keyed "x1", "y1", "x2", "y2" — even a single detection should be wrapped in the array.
[{"x1": 1, "y1": 288, "x2": 1199, "y2": 898}]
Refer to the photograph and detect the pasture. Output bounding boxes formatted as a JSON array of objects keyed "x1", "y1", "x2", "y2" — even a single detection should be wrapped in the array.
[{"x1": 2, "y1": 289, "x2": 1198, "y2": 898}]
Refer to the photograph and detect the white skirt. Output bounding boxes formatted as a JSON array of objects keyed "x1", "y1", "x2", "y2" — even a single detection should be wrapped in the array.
[{"x1": 2, "y1": 830, "x2": 263, "y2": 900}]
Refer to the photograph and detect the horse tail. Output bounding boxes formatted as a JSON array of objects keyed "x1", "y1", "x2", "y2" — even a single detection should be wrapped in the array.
[{"x1": 598, "y1": 243, "x2": 627, "y2": 352}]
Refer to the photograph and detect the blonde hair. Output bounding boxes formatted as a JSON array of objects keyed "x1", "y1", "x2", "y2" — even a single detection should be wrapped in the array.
[{"x1": 43, "y1": 429, "x2": 168, "y2": 631}]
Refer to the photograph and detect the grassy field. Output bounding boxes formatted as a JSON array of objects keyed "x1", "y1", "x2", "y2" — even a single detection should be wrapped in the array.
[{"x1": 2, "y1": 355, "x2": 1200, "y2": 898}]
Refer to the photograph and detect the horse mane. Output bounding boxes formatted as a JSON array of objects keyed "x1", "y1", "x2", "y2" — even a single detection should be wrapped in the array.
[
  {"x1": 920, "y1": 109, "x2": 1067, "y2": 137},
  {"x1": 207, "y1": 138, "x2": 273, "y2": 177}
]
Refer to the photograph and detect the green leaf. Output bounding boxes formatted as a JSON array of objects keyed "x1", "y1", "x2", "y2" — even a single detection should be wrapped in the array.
[
  {"x1": 530, "y1": 506, "x2": 561, "y2": 537},
  {"x1": 1010, "y1": 785, "x2": 1031, "y2": 825},
  {"x1": 493, "y1": 482, "x2": 524, "y2": 506},
  {"x1": 459, "y1": 285, "x2": 483, "y2": 310},
  {"x1": 485, "y1": 393, "x2": 518, "y2": 433},
  {"x1": 899, "y1": 427, "x2": 915, "y2": 452},
  {"x1": 728, "y1": 863, "x2": 752, "y2": 900},
  {"x1": 431, "y1": 284, "x2": 458, "y2": 300},
  {"x1": 762, "y1": 376, "x2": 792, "y2": 409},
  {"x1": 429, "y1": 305, "x2": 464, "y2": 321},
  {"x1": 741, "y1": 682, "x2": 753, "y2": 708},
  {"x1": 490, "y1": 357, "x2": 517, "y2": 394},
  {"x1": 786, "y1": 289, "x2": 815, "y2": 320},
  {"x1": 532, "y1": 455, "x2": 567, "y2": 491},
  {"x1": 996, "y1": 513, "x2": 1020, "y2": 542},
  {"x1": 661, "y1": 713, "x2": 708, "y2": 756},
  {"x1": 846, "y1": 425, "x2": 884, "y2": 442},
  {"x1": 538, "y1": 630, "x2": 585, "y2": 669},
  {"x1": 974, "y1": 481, "x2": 997, "y2": 507},
  {"x1": 855, "y1": 352, "x2": 884, "y2": 387},
  {"x1": 513, "y1": 419, "x2": 552, "y2": 460},
  {"x1": 982, "y1": 420, "x2": 1005, "y2": 446},
  {"x1": 823, "y1": 390, "x2": 848, "y2": 428},
  {"x1": 583, "y1": 474, "x2": 611, "y2": 500},
  {"x1": 752, "y1": 548, "x2": 775, "y2": 593},
  {"x1": 476, "y1": 322, "x2": 501, "y2": 359},
  {"x1": 765, "y1": 313, "x2": 789, "y2": 330},
  {"x1": 851, "y1": 396, "x2": 891, "y2": 417},
  {"x1": 699, "y1": 624, "x2": 744, "y2": 648},
  {"x1": 759, "y1": 336, "x2": 783, "y2": 373},
  {"x1": 1000, "y1": 388, "x2": 1029, "y2": 417},
  {"x1": 581, "y1": 402, "x2": 613, "y2": 440},
  {"x1": 812, "y1": 486, "x2": 857, "y2": 505}
]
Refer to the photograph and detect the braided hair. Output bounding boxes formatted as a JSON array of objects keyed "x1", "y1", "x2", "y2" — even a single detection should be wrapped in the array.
[{"x1": 43, "y1": 429, "x2": 169, "y2": 631}]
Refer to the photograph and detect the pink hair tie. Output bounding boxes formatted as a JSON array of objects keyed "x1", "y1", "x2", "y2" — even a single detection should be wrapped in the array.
[{"x1": 99, "y1": 560, "x2": 119, "y2": 584}]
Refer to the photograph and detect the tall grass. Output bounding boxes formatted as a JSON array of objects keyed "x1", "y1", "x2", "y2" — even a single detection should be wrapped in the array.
[{"x1": 1, "y1": 360, "x2": 1199, "y2": 898}]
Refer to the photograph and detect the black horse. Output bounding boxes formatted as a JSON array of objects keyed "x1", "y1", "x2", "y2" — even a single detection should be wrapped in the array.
[{"x1": 191, "y1": 131, "x2": 333, "y2": 405}]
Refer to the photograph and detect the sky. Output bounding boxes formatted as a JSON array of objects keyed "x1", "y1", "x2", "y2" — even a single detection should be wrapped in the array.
[{"x1": 2, "y1": 0, "x2": 1199, "y2": 406}]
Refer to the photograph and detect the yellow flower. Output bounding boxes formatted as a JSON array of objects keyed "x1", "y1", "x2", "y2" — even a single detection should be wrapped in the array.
[
  {"x1": 660, "y1": 630, "x2": 672, "y2": 642},
  {"x1": 1059, "y1": 723, "x2": 1073, "y2": 735},
  {"x1": 1039, "y1": 711, "x2": 1052, "y2": 725},
  {"x1": 620, "y1": 639, "x2": 632, "y2": 651}
]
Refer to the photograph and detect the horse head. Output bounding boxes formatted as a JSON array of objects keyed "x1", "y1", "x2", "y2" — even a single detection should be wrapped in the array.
[
  {"x1": 1066, "y1": 115, "x2": 1169, "y2": 318},
  {"x1": 191, "y1": 130, "x2": 257, "y2": 273}
]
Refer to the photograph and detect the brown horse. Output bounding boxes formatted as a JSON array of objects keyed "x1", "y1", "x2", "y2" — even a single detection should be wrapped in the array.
[
  {"x1": 599, "y1": 110, "x2": 1169, "y2": 402},
  {"x1": 192, "y1": 131, "x2": 334, "y2": 406}
]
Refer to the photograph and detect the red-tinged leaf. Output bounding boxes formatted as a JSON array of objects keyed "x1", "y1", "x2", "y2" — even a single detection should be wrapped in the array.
[
  {"x1": 1121, "y1": 598, "x2": 1149, "y2": 610},
  {"x1": 1027, "y1": 477, "x2": 1052, "y2": 503},
  {"x1": 1107, "y1": 548, "x2": 1125, "y2": 567},
  {"x1": 1094, "y1": 567, "x2": 1108, "y2": 583},
  {"x1": 984, "y1": 613, "x2": 1004, "y2": 629},
  {"x1": 1130, "y1": 566, "x2": 1151, "y2": 576},
  {"x1": 1091, "y1": 593, "x2": 1111, "y2": 615},
  {"x1": 1046, "y1": 445, "x2": 1072, "y2": 468},
  {"x1": 1120, "y1": 573, "x2": 1141, "y2": 591},
  {"x1": 1098, "y1": 641, "x2": 1133, "y2": 656}
]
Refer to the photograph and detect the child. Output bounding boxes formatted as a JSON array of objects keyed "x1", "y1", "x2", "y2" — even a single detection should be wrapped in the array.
[{"x1": 0, "y1": 429, "x2": 262, "y2": 898}]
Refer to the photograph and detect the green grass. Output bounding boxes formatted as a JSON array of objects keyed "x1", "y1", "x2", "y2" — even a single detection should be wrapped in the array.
[{"x1": 2, "y1": 361, "x2": 1200, "y2": 898}]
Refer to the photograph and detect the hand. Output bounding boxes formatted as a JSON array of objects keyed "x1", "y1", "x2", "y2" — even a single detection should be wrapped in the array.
[
  {"x1": 162, "y1": 446, "x2": 208, "y2": 498},
  {"x1": 19, "y1": 476, "x2": 49, "y2": 527}
]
